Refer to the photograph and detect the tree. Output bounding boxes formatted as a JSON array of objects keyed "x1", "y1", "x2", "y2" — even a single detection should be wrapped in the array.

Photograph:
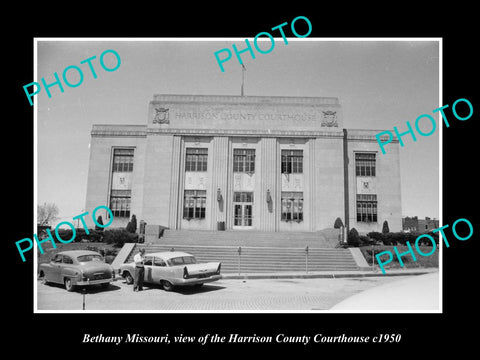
[
  {"x1": 347, "y1": 227, "x2": 360, "y2": 247},
  {"x1": 334, "y1": 217, "x2": 344, "y2": 229},
  {"x1": 382, "y1": 220, "x2": 390, "y2": 234},
  {"x1": 126, "y1": 214, "x2": 137, "y2": 233},
  {"x1": 95, "y1": 215, "x2": 104, "y2": 231},
  {"x1": 37, "y1": 203, "x2": 59, "y2": 226}
]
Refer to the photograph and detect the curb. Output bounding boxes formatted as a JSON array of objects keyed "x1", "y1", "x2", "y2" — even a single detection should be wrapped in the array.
[{"x1": 220, "y1": 268, "x2": 437, "y2": 280}]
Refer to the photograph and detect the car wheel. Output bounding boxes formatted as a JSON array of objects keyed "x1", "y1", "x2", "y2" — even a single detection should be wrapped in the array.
[
  {"x1": 64, "y1": 278, "x2": 75, "y2": 292},
  {"x1": 161, "y1": 280, "x2": 174, "y2": 292},
  {"x1": 38, "y1": 271, "x2": 49, "y2": 285},
  {"x1": 193, "y1": 283, "x2": 204, "y2": 288},
  {"x1": 101, "y1": 283, "x2": 110, "y2": 289},
  {"x1": 124, "y1": 272, "x2": 133, "y2": 285}
]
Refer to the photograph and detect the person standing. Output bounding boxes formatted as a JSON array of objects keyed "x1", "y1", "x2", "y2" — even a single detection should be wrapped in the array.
[{"x1": 133, "y1": 248, "x2": 145, "y2": 292}]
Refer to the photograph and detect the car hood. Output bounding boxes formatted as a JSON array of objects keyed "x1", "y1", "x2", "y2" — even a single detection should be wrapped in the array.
[{"x1": 184, "y1": 262, "x2": 220, "y2": 275}]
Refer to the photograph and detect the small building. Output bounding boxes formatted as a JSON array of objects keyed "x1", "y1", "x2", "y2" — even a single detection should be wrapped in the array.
[
  {"x1": 403, "y1": 216, "x2": 439, "y2": 233},
  {"x1": 84, "y1": 94, "x2": 402, "y2": 242}
]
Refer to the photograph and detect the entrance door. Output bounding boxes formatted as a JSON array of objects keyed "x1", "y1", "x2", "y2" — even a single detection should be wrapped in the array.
[{"x1": 233, "y1": 192, "x2": 253, "y2": 229}]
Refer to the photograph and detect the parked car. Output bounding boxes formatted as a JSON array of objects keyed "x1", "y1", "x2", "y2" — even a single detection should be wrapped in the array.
[
  {"x1": 119, "y1": 251, "x2": 222, "y2": 291},
  {"x1": 38, "y1": 250, "x2": 116, "y2": 292}
]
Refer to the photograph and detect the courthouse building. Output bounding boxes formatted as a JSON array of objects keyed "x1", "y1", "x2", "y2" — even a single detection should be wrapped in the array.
[{"x1": 85, "y1": 94, "x2": 402, "y2": 241}]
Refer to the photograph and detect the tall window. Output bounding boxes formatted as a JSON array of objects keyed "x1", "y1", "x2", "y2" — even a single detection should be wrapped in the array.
[
  {"x1": 281, "y1": 150, "x2": 303, "y2": 174},
  {"x1": 185, "y1": 148, "x2": 208, "y2": 172},
  {"x1": 234, "y1": 191, "x2": 254, "y2": 203},
  {"x1": 356, "y1": 194, "x2": 377, "y2": 222},
  {"x1": 110, "y1": 148, "x2": 134, "y2": 218},
  {"x1": 113, "y1": 148, "x2": 134, "y2": 172},
  {"x1": 281, "y1": 192, "x2": 304, "y2": 222},
  {"x1": 183, "y1": 190, "x2": 206, "y2": 219},
  {"x1": 355, "y1": 153, "x2": 376, "y2": 176},
  {"x1": 110, "y1": 189, "x2": 131, "y2": 218},
  {"x1": 233, "y1": 149, "x2": 255, "y2": 173}
]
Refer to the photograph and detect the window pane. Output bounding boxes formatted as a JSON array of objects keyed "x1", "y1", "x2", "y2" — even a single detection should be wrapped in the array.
[
  {"x1": 113, "y1": 149, "x2": 134, "y2": 173},
  {"x1": 185, "y1": 148, "x2": 208, "y2": 172},
  {"x1": 355, "y1": 153, "x2": 375, "y2": 177}
]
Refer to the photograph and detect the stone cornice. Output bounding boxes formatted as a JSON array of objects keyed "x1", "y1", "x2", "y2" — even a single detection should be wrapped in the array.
[
  {"x1": 90, "y1": 124, "x2": 396, "y2": 142},
  {"x1": 91, "y1": 124, "x2": 147, "y2": 137},
  {"x1": 151, "y1": 94, "x2": 340, "y2": 106},
  {"x1": 347, "y1": 135, "x2": 399, "y2": 143},
  {"x1": 346, "y1": 129, "x2": 399, "y2": 143},
  {"x1": 146, "y1": 127, "x2": 345, "y2": 139}
]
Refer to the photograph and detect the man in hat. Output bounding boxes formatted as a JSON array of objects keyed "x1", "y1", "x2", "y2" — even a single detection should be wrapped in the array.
[{"x1": 133, "y1": 248, "x2": 145, "y2": 292}]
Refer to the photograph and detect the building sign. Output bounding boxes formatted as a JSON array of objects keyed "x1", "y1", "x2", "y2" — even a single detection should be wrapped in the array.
[
  {"x1": 356, "y1": 177, "x2": 376, "y2": 194},
  {"x1": 185, "y1": 172, "x2": 208, "y2": 190},
  {"x1": 281, "y1": 173, "x2": 304, "y2": 191},
  {"x1": 233, "y1": 173, "x2": 255, "y2": 191},
  {"x1": 112, "y1": 172, "x2": 132, "y2": 190}
]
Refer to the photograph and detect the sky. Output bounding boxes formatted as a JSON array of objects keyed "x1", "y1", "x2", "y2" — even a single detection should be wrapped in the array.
[{"x1": 35, "y1": 39, "x2": 440, "y2": 226}]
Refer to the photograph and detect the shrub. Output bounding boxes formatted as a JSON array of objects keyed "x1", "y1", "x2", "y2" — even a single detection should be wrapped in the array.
[
  {"x1": 391, "y1": 232, "x2": 405, "y2": 245},
  {"x1": 55, "y1": 228, "x2": 76, "y2": 242},
  {"x1": 85, "y1": 230, "x2": 104, "y2": 242},
  {"x1": 382, "y1": 220, "x2": 390, "y2": 234},
  {"x1": 334, "y1": 217, "x2": 344, "y2": 229},
  {"x1": 367, "y1": 231, "x2": 384, "y2": 244},
  {"x1": 54, "y1": 228, "x2": 103, "y2": 243},
  {"x1": 95, "y1": 216, "x2": 104, "y2": 231},
  {"x1": 359, "y1": 235, "x2": 374, "y2": 246},
  {"x1": 424, "y1": 231, "x2": 439, "y2": 245},
  {"x1": 347, "y1": 228, "x2": 360, "y2": 247},
  {"x1": 103, "y1": 228, "x2": 139, "y2": 247},
  {"x1": 126, "y1": 214, "x2": 137, "y2": 233},
  {"x1": 401, "y1": 232, "x2": 417, "y2": 246}
]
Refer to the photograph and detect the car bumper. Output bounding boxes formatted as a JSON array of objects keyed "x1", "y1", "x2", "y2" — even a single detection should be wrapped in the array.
[
  {"x1": 174, "y1": 274, "x2": 222, "y2": 286},
  {"x1": 75, "y1": 278, "x2": 116, "y2": 286}
]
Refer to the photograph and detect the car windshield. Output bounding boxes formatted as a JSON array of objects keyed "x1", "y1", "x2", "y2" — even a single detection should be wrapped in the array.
[
  {"x1": 77, "y1": 254, "x2": 104, "y2": 263},
  {"x1": 167, "y1": 256, "x2": 197, "y2": 266}
]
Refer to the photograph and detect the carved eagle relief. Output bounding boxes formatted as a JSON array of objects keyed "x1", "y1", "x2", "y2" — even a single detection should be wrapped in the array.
[
  {"x1": 153, "y1": 107, "x2": 170, "y2": 124},
  {"x1": 321, "y1": 110, "x2": 338, "y2": 127}
]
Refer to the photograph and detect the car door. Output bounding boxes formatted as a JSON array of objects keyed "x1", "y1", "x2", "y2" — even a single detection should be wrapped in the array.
[
  {"x1": 143, "y1": 256, "x2": 154, "y2": 283},
  {"x1": 61, "y1": 255, "x2": 75, "y2": 280},
  {"x1": 151, "y1": 256, "x2": 168, "y2": 283},
  {"x1": 48, "y1": 254, "x2": 63, "y2": 283}
]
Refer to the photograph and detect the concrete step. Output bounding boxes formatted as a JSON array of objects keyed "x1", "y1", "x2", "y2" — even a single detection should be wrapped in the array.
[
  {"x1": 148, "y1": 228, "x2": 342, "y2": 248},
  {"x1": 123, "y1": 241, "x2": 361, "y2": 273}
]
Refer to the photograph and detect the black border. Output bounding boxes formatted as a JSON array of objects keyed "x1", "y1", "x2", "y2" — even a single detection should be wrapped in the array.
[{"x1": 7, "y1": 4, "x2": 478, "y2": 354}]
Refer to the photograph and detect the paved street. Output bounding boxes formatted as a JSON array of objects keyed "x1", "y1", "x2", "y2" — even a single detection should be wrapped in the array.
[{"x1": 36, "y1": 275, "x2": 414, "y2": 311}]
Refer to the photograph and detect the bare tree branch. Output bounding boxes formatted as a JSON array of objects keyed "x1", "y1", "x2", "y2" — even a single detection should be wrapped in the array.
[{"x1": 37, "y1": 203, "x2": 59, "y2": 226}]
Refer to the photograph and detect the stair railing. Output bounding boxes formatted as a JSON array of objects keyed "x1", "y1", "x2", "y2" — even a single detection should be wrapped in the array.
[
  {"x1": 237, "y1": 247, "x2": 242, "y2": 275},
  {"x1": 305, "y1": 246, "x2": 309, "y2": 273}
]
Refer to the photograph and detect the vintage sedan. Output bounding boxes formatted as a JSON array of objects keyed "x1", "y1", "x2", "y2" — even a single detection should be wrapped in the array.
[
  {"x1": 119, "y1": 251, "x2": 222, "y2": 291},
  {"x1": 38, "y1": 250, "x2": 116, "y2": 292}
]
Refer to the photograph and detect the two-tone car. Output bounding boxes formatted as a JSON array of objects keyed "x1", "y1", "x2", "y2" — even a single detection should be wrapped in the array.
[
  {"x1": 38, "y1": 250, "x2": 116, "y2": 292},
  {"x1": 119, "y1": 251, "x2": 221, "y2": 291}
]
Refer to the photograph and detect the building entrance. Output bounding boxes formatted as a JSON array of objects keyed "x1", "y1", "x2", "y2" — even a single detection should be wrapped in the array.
[{"x1": 233, "y1": 192, "x2": 253, "y2": 229}]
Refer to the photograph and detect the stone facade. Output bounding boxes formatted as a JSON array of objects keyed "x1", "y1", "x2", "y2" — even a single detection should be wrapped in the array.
[{"x1": 84, "y1": 95, "x2": 401, "y2": 238}]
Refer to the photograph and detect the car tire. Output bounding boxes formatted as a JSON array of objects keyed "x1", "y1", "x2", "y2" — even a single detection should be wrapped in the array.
[
  {"x1": 38, "y1": 271, "x2": 49, "y2": 285},
  {"x1": 101, "y1": 283, "x2": 110, "y2": 289},
  {"x1": 64, "y1": 278, "x2": 75, "y2": 292},
  {"x1": 124, "y1": 272, "x2": 134, "y2": 285},
  {"x1": 161, "y1": 280, "x2": 174, "y2": 292},
  {"x1": 193, "y1": 283, "x2": 204, "y2": 289}
]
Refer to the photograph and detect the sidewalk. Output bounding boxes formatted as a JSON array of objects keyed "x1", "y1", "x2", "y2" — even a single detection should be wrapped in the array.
[{"x1": 221, "y1": 267, "x2": 438, "y2": 280}]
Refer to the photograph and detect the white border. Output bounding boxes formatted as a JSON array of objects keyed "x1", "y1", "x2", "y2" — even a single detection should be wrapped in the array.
[{"x1": 33, "y1": 37, "x2": 442, "y2": 314}]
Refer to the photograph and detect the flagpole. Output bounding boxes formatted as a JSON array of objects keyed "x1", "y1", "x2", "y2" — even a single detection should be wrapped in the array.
[{"x1": 241, "y1": 64, "x2": 246, "y2": 96}]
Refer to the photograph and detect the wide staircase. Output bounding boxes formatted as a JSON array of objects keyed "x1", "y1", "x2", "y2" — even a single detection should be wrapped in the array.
[{"x1": 119, "y1": 229, "x2": 365, "y2": 274}]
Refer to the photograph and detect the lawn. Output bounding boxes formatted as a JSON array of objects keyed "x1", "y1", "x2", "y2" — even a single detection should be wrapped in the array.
[{"x1": 359, "y1": 244, "x2": 439, "y2": 271}]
